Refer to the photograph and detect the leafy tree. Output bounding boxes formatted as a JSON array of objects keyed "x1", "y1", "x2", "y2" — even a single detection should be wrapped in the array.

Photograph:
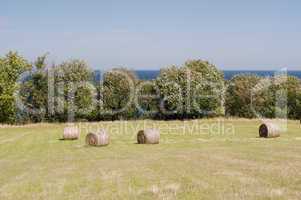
[
  {"x1": 1, "y1": 52, "x2": 299, "y2": 123},
  {"x1": 18, "y1": 54, "x2": 49, "y2": 123},
  {"x1": 52, "y1": 59, "x2": 94, "y2": 122},
  {"x1": 185, "y1": 60, "x2": 224, "y2": 83},
  {"x1": 156, "y1": 60, "x2": 224, "y2": 119},
  {"x1": 225, "y1": 74, "x2": 301, "y2": 119},
  {"x1": 225, "y1": 74, "x2": 262, "y2": 118},
  {"x1": 185, "y1": 60, "x2": 224, "y2": 117},
  {"x1": 155, "y1": 66, "x2": 184, "y2": 119},
  {"x1": 268, "y1": 75, "x2": 301, "y2": 119},
  {"x1": 0, "y1": 52, "x2": 30, "y2": 123},
  {"x1": 135, "y1": 80, "x2": 160, "y2": 119},
  {"x1": 101, "y1": 68, "x2": 138, "y2": 120}
]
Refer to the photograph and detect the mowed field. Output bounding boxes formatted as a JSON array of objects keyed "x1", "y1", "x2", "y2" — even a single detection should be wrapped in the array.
[{"x1": 0, "y1": 119, "x2": 300, "y2": 200}]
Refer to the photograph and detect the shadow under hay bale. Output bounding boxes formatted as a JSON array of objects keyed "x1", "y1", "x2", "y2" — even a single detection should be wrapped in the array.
[
  {"x1": 137, "y1": 129, "x2": 160, "y2": 144},
  {"x1": 86, "y1": 129, "x2": 110, "y2": 147},
  {"x1": 259, "y1": 123, "x2": 281, "y2": 138},
  {"x1": 63, "y1": 127, "x2": 80, "y2": 140}
]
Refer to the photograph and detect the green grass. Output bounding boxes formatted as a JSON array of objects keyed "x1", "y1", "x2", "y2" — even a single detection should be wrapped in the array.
[{"x1": 0, "y1": 119, "x2": 301, "y2": 200}]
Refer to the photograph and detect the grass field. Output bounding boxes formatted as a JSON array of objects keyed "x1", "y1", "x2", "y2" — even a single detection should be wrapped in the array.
[{"x1": 0, "y1": 119, "x2": 300, "y2": 200}]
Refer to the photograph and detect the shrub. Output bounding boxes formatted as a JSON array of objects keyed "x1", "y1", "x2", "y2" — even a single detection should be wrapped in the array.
[
  {"x1": 185, "y1": 60, "x2": 224, "y2": 117},
  {"x1": 269, "y1": 75, "x2": 301, "y2": 119},
  {"x1": 18, "y1": 55, "x2": 48, "y2": 123},
  {"x1": 156, "y1": 60, "x2": 224, "y2": 119},
  {"x1": 225, "y1": 74, "x2": 262, "y2": 118},
  {"x1": 135, "y1": 80, "x2": 160, "y2": 119},
  {"x1": 155, "y1": 66, "x2": 184, "y2": 119},
  {"x1": 51, "y1": 59, "x2": 95, "y2": 122},
  {"x1": 226, "y1": 74, "x2": 301, "y2": 119},
  {"x1": 0, "y1": 52, "x2": 30, "y2": 123},
  {"x1": 1, "y1": 51, "x2": 299, "y2": 123},
  {"x1": 101, "y1": 68, "x2": 138, "y2": 120}
]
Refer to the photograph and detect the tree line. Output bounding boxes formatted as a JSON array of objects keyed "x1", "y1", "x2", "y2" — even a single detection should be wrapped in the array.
[{"x1": 0, "y1": 51, "x2": 300, "y2": 124}]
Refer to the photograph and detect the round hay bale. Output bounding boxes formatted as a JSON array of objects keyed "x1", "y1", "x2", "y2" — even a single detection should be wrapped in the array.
[
  {"x1": 86, "y1": 129, "x2": 110, "y2": 146},
  {"x1": 137, "y1": 129, "x2": 160, "y2": 144},
  {"x1": 63, "y1": 126, "x2": 80, "y2": 140},
  {"x1": 259, "y1": 123, "x2": 281, "y2": 138}
]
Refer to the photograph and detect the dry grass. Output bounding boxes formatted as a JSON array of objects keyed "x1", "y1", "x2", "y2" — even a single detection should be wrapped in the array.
[{"x1": 0, "y1": 119, "x2": 300, "y2": 199}]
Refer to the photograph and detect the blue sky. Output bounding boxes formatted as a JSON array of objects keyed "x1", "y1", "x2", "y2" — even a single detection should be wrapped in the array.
[{"x1": 0, "y1": 0, "x2": 301, "y2": 70}]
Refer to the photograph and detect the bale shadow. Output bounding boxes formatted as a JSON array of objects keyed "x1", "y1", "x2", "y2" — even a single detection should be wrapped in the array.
[{"x1": 58, "y1": 138, "x2": 78, "y2": 141}]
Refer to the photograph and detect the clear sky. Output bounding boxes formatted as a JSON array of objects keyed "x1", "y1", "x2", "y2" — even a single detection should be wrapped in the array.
[{"x1": 1, "y1": 0, "x2": 301, "y2": 70}]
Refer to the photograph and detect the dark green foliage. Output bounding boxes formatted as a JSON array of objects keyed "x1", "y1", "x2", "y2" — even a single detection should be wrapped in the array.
[
  {"x1": 18, "y1": 55, "x2": 48, "y2": 123},
  {"x1": 225, "y1": 74, "x2": 301, "y2": 119},
  {"x1": 155, "y1": 66, "x2": 184, "y2": 118},
  {"x1": 74, "y1": 83, "x2": 96, "y2": 120},
  {"x1": 185, "y1": 60, "x2": 224, "y2": 117},
  {"x1": 271, "y1": 76, "x2": 301, "y2": 119},
  {"x1": 156, "y1": 60, "x2": 224, "y2": 119},
  {"x1": 52, "y1": 60, "x2": 95, "y2": 122},
  {"x1": 0, "y1": 51, "x2": 300, "y2": 123},
  {"x1": 0, "y1": 52, "x2": 30, "y2": 123},
  {"x1": 225, "y1": 74, "x2": 262, "y2": 118},
  {"x1": 18, "y1": 58, "x2": 96, "y2": 123},
  {"x1": 101, "y1": 68, "x2": 138, "y2": 120},
  {"x1": 135, "y1": 80, "x2": 160, "y2": 118}
]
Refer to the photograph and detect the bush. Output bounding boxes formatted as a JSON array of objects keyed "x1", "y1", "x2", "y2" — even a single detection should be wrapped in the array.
[
  {"x1": 51, "y1": 59, "x2": 95, "y2": 122},
  {"x1": 0, "y1": 52, "x2": 30, "y2": 123},
  {"x1": 18, "y1": 55, "x2": 49, "y2": 123},
  {"x1": 135, "y1": 80, "x2": 160, "y2": 119},
  {"x1": 225, "y1": 74, "x2": 301, "y2": 119},
  {"x1": 269, "y1": 75, "x2": 301, "y2": 119},
  {"x1": 185, "y1": 60, "x2": 224, "y2": 117},
  {"x1": 156, "y1": 60, "x2": 224, "y2": 119},
  {"x1": 101, "y1": 68, "x2": 138, "y2": 120},
  {"x1": 225, "y1": 74, "x2": 262, "y2": 118},
  {"x1": 1, "y1": 51, "x2": 300, "y2": 123},
  {"x1": 155, "y1": 66, "x2": 185, "y2": 119}
]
